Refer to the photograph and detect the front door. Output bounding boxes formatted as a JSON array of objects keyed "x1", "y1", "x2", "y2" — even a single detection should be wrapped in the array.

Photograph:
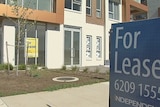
[{"x1": 64, "y1": 28, "x2": 80, "y2": 66}]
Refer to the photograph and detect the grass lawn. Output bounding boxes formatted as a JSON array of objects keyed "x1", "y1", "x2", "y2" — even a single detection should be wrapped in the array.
[{"x1": 0, "y1": 69, "x2": 109, "y2": 97}]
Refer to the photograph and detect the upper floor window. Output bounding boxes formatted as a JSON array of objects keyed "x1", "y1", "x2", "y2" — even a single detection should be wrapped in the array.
[
  {"x1": 65, "y1": 0, "x2": 82, "y2": 11},
  {"x1": 38, "y1": 0, "x2": 53, "y2": 12},
  {"x1": 96, "y1": 0, "x2": 101, "y2": 18},
  {"x1": 86, "y1": 0, "x2": 91, "y2": 15},
  {"x1": 23, "y1": 0, "x2": 37, "y2": 9},
  {"x1": 7, "y1": 0, "x2": 23, "y2": 6},
  {"x1": 5, "y1": 0, "x2": 55, "y2": 12},
  {"x1": 109, "y1": 0, "x2": 120, "y2": 20},
  {"x1": 7, "y1": 0, "x2": 18, "y2": 5}
]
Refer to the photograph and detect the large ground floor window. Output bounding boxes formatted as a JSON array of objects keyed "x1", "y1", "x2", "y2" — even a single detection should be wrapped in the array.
[{"x1": 15, "y1": 23, "x2": 45, "y2": 66}]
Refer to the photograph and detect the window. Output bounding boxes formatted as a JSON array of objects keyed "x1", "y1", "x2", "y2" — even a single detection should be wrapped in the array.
[
  {"x1": 6, "y1": 0, "x2": 55, "y2": 12},
  {"x1": 6, "y1": 0, "x2": 23, "y2": 6},
  {"x1": 17, "y1": 0, "x2": 22, "y2": 6},
  {"x1": 65, "y1": 0, "x2": 72, "y2": 9},
  {"x1": 37, "y1": 23, "x2": 45, "y2": 66},
  {"x1": 86, "y1": 35, "x2": 92, "y2": 58},
  {"x1": 96, "y1": 0, "x2": 101, "y2": 18},
  {"x1": 38, "y1": 0, "x2": 53, "y2": 12},
  {"x1": 65, "y1": 0, "x2": 82, "y2": 11},
  {"x1": 7, "y1": 0, "x2": 18, "y2": 5},
  {"x1": 96, "y1": 36, "x2": 102, "y2": 58},
  {"x1": 26, "y1": 24, "x2": 36, "y2": 65},
  {"x1": 15, "y1": 23, "x2": 46, "y2": 66},
  {"x1": 23, "y1": 0, "x2": 37, "y2": 9},
  {"x1": 109, "y1": 0, "x2": 119, "y2": 20},
  {"x1": 86, "y1": 0, "x2": 91, "y2": 15},
  {"x1": 53, "y1": 0, "x2": 56, "y2": 12}
]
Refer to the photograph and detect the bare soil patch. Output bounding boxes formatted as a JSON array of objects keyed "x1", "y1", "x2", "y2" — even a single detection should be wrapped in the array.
[{"x1": 0, "y1": 70, "x2": 109, "y2": 97}]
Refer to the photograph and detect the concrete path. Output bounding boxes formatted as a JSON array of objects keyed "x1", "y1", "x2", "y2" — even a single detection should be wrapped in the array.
[
  {"x1": 0, "y1": 99, "x2": 7, "y2": 107},
  {"x1": 0, "y1": 82, "x2": 109, "y2": 107}
]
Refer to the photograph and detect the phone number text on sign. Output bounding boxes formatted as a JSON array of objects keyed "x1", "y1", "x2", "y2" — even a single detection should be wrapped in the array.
[{"x1": 114, "y1": 79, "x2": 160, "y2": 101}]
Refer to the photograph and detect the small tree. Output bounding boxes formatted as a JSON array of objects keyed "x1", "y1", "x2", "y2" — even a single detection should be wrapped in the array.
[{"x1": 3, "y1": 0, "x2": 35, "y2": 76}]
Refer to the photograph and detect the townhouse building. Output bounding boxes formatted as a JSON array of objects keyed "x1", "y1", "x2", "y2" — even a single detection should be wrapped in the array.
[{"x1": 0, "y1": 0, "x2": 148, "y2": 69}]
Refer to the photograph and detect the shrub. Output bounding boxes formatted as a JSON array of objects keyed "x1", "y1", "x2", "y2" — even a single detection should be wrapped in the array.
[
  {"x1": 3, "y1": 63, "x2": 13, "y2": 70},
  {"x1": 31, "y1": 70, "x2": 40, "y2": 77},
  {"x1": 26, "y1": 65, "x2": 38, "y2": 77},
  {"x1": 71, "y1": 66, "x2": 78, "y2": 71},
  {"x1": 18, "y1": 64, "x2": 26, "y2": 70},
  {"x1": 83, "y1": 67, "x2": 89, "y2": 73},
  {"x1": 30, "y1": 65, "x2": 38, "y2": 70},
  {"x1": 0, "y1": 64, "x2": 4, "y2": 70},
  {"x1": 61, "y1": 65, "x2": 66, "y2": 70}
]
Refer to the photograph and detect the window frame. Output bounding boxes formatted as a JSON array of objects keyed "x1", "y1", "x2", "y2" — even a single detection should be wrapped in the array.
[
  {"x1": 109, "y1": 0, "x2": 120, "y2": 20},
  {"x1": 86, "y1": 35, "x2": 92, "y2": 59},
  {"x1": 37, "y1": 0, "x2": 53, "y2": 12},
  {"x1": 96, "y1": 0, "x2": 101, "y2": 18},
  {"x1": 73, "y1": 0, "x2": 81, "y2": 11},
  {"x1": 96, "y1": 36, "x2": 102, "y2": 59},
  {"x1": 86, "y1": 0, "x2": 91, "y2": 15},
  {"x1": 65, "y1": 0, "x2": 82, "y2": 11}
]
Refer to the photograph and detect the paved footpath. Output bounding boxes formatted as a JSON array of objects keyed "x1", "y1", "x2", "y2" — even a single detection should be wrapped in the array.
[{"x1": 0, "y1": 82, "x2": 109, "y2": 107}]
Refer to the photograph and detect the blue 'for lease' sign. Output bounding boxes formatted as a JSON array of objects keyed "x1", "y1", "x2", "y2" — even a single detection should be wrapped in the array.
[{"x1": 110, "y1": 18, "x2": 160, "y2": 107}]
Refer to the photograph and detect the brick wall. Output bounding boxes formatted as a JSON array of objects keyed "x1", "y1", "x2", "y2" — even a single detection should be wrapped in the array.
[{"x1": 86, "y1": 0, "x2": 105, "y2": 26}]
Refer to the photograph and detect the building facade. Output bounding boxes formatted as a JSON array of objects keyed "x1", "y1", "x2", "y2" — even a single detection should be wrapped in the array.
[
  {"x1": 0, "y1": 0, "x2": 64, "y2": 69},
  {"x1": 122, "y1": 0, "x2": 148, "y2": 21},
  {"x1": 64, "y1": 0, "x2": 108, "y2": 68},
  {"x1": 0, "y1": 0, "x2": 148, "y2": 69},
  {"x1": 147, "y1": 0, "x2": 160, "y2": 18}
]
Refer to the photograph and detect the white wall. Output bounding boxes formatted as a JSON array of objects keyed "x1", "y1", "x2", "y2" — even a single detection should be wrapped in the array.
[
  {"x1": 46, "y1": 25, "x2": 64, "y2": 69},
  {"x1": 82, "y1": 24, "x2": 104, "y2": 66},
  {"x1": 64, "y1": 0, "x2": 86, "y2": 26},
  {"x1": 64, "y1": 10, "x2": 86, "y2": 26},
  {"x1": 64, "y1": 1, "x2": 106, "y2": 67},
  {"x1": 2, "y1": 20, "x2": 15, "y2": 66}
]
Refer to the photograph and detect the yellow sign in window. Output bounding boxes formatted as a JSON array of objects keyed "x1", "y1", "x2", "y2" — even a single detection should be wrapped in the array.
[{"x1": 26, "y1": 38, "x2": 38, "y2": 58}]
